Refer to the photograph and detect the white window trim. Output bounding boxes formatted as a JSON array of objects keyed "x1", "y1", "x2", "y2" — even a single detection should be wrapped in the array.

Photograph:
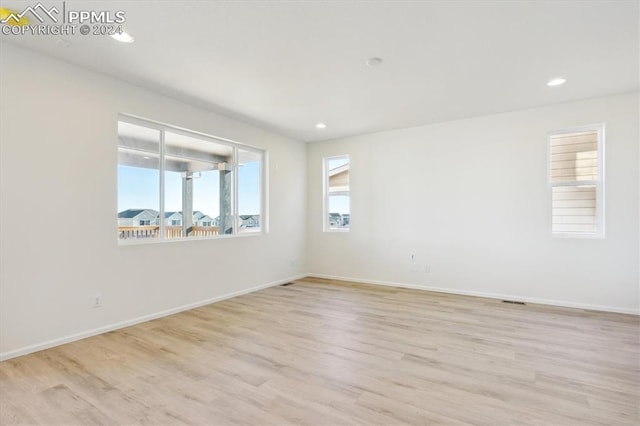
[
  {"x1": 323, "y1": 155, "x2": 350, "y2": 233},
  {"x1": 118, "y1": 113, "x2": 267, "y2": 245},
  {"x1": 548, "y1": 123, "x2": 605, "y2": 239}
]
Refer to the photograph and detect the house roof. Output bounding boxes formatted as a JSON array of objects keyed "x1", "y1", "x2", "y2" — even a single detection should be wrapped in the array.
[
  {"x1": 118, "y1": 209, "x2": 158, "y2": 219},
  {"x1": 329, "y1": 164, "x2": 349, "y2": 176},
  {"x1": 164, "y1": 211, "x2": 211, "y2": 219},
  {"x1": 118, "y1": 209, "x2": 216, "y2": 220}
]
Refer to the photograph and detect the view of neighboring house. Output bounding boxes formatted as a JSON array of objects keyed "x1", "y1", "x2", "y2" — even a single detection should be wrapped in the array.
[
  {"x1": 117, "y1": 209, "x2": 218, "y2": 228},
  {"x1": 328, "y1": 213, "x2": 349, "y2": 227},
  {"x1": 118, "y1": 209, "x2": 159, "y2": 227},
  {"x1": 209, "y1": 215, "x2": 260, "y2": 228},
  {"x1": 193, "y1": 211, "x2": 215, "y2": 227},
  {"x1": 163, "y1": 211, "x2": 183, "y2": 226},
  {"x1": 239, "y1": 215, "x2": 260, "y2": 228},
  {"x1": 328, "y1": 213, "x2": 342, "y2": 227}
]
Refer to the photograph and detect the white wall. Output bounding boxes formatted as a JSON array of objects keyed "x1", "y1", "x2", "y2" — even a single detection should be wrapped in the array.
[
  {"x1": 307, "y1": 92, "x2": 640, "y2": 314},
  {"x1": 0, "y1": 43, "x2": 307, "y2": 359}
]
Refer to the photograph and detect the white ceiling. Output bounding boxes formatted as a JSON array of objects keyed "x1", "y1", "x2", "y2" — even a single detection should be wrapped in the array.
[{"x1": 3, "y1": 0, "x2": 638, "y2": 142}]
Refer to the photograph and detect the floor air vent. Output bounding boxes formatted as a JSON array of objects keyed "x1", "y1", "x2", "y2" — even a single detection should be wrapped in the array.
[{"x1": 502, "y1": 300, "x2": 526, "y2": 305}]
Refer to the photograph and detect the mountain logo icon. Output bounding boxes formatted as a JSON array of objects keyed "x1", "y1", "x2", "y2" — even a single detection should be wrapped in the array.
[{"x1": 0, "y1": 3, "x2": 59, "y2": 26}]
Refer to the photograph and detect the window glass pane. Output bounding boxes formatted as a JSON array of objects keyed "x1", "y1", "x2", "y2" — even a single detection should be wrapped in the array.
[
  {"x1": 164, "y1": 170, "x2": 184, "y2": 239},
  {"x1": 550, "y1": 131, "x2": 598, "y2": 182},
  {"x1": 552, "y1": 185, "x2": 597, "y2": 234},
  {"x1": 328, "y1": 157, "x2": 349, "y2": 195},
  {"x1": 238, "y1": 149, "x2": 262, "y2": 233},
  {"x1": 325, "y1": 155, "x2": 350, "y2": 231},
  {"x1": 117, "y1": 121, "x2": 160, "y2": 240},
  {"x1": 328, "y1": 195, "x2": 350, "y2": 229},
  {"x1": 193, "y1": 169, "x2": 221, "y2": 236},
  {"x1": 164, "y1": 131, "x2": 232, "y2": 238}
]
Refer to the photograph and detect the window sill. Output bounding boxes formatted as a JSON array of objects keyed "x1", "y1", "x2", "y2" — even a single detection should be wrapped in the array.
[{"x1": 551, "y1": 232, "x2": 604, "y2": 239}]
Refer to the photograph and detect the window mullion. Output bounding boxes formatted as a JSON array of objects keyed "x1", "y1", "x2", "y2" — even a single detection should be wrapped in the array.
[
  {"x1": 323, "y1": 158, "x2": 329, "y2": 231},
  {"x1": 551, "y1": 179, "x2": 599, "y2": 188},
  {"x1": 233, "y1": 146, "x2": 239, "y2": 236},
  {"x1": 159, "y1": 130, "x2": 165, "y2": 240}
]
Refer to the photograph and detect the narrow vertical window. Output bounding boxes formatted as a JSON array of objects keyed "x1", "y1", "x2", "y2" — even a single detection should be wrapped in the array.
[
  {"x1": 324, "y1": 155, "x2": 350, "y2": 231},
  {"x1": 238, "y1": 148, "x2": 263, "y2": 233},
  {"x1": 117, "y1": 122, "x2": 161, "y2": 240},
  {"x1": 549, "y1": 124, "x2": 604, "y2": 238}
]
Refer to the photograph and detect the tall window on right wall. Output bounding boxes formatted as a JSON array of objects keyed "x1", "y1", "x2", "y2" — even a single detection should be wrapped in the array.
[
  {"x1": 549, "y1": 124, "x2": 605, "y2": 238},
  {"x1": 324, "y1": 155, "x2": 350, "y2": 232}
]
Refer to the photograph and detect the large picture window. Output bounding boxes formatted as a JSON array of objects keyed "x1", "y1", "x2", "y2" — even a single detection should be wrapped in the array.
[
  {"x1": 323, "y1": 155, "x2": 350, "y2": 232},
  {"x1": 117, "y1": 115, "x2": 265, "y2": 242},
  {"x1": 548, "y1": 124, "x2": 604, "y2": 238}
]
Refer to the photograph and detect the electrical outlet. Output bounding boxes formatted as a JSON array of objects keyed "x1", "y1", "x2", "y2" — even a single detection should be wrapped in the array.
[
  {"x1": 410, "y1": 254, "x2": 416, "y2": 262},
  {"x1": 424, "y1": 265, "x2": 431, "y2": 273},
  {"x1": 93, "y1": 293, "x2": 102, "y2": 308}
]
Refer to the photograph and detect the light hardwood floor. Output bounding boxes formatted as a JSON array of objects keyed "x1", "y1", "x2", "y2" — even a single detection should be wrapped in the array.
[{"x1": 1, "y1": 278, "x2": 638, "y2": 425}]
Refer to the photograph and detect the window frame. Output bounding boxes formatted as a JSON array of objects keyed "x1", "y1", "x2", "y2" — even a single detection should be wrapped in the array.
[
  {"x1": 548, "y1": 123, "x2": 605, "y2": 239},
  {"x1": 323, "y1": 154, "x2": 350, "y2": 233},
  {"x1": 118, "y1": 113, "x2": 267, "y2": 244}
]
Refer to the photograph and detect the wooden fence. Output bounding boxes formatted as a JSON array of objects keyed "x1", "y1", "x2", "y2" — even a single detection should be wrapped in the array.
[{"x1": 118, "y1": 226, "x2": 219, "y2": 240}]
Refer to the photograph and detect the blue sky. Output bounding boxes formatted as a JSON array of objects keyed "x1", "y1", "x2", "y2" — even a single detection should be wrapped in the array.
[
  {"x1": 118, "y1": 161, "x2": 261, "y2": 217},
  {"x1": 328, "y1": 157, "x2": 349, "y2": 170},
  {"x1": 118, "y1": 156, "x2": 349, "y2": 218},
  {"x1": 329, "y1": 195, "x2": 350, "y2": 215}
]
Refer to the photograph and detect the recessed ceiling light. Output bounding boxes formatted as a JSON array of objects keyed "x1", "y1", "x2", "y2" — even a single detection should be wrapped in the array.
[
  {"x1": 366, "y1": 57, "x2": 383, "y2": 67},
  {"x1": 315, "y1": 122, "x2": 327, "y2": 129},
  {"x1": 111, "y1": 31, "x2": 134, "y2": 43},
  {"x1": 547, "y1": 77, "x2": 567, "y2": 87}
]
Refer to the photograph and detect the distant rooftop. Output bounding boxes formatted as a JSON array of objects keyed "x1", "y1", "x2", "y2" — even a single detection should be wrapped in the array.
[{"x1": 118, "y1": 209, "x2": 159, "y2": 219}]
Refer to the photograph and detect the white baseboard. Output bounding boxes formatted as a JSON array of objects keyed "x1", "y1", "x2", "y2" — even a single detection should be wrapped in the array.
[
  {"x1": 3, "y1": 272, "x2": 636, "y2": 361},
  {"x1": 306, "y1": 273, "x2": 640, "y2": 316},
  {"x1": 0, "y1": 274, "x2": 306, "y2": 362}
]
